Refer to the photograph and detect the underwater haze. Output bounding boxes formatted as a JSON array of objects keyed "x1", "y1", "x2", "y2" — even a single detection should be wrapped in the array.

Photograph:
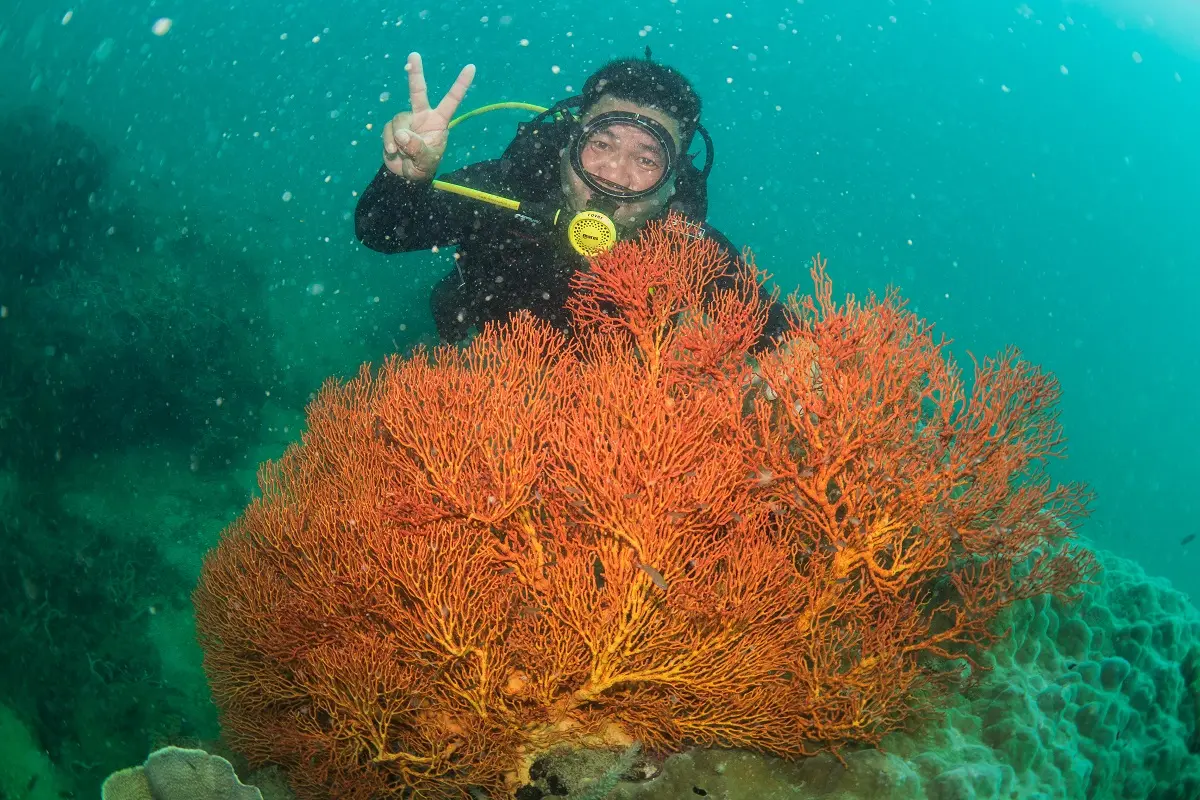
[{"x1": 2, "y1": 0, "x2": 1200, "y2": 798}]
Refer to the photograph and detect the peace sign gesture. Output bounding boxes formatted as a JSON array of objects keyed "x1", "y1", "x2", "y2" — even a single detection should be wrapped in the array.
[{"x1": 382, "y1": 52, "x2": 476, "y2": 180}]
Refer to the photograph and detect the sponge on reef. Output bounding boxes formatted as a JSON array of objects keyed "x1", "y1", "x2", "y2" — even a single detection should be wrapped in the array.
[{"x1": 101, "y1": 746, "x2": 262, "y2": 800}]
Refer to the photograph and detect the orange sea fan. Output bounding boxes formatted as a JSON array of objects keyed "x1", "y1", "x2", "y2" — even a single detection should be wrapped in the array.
[{"x1": 195, "y1": 215, "x2": 1098, "y2": 799}]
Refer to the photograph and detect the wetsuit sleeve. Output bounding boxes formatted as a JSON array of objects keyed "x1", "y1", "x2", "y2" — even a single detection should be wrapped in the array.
[
  {"x1": 702, "y1": 226, "x2": 792, "y2": 350},
  {"x1": 354, "y1": 161, "x2": 515, "y2": 254}
]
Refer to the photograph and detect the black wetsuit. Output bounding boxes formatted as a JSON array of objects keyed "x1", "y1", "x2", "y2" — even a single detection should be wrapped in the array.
[{"x1": 354, "y1": 130, "x2": 788, "y2": 347}]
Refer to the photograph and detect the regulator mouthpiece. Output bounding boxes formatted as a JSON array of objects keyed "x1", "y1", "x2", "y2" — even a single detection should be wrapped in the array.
[{"x1": 565, "y1": 209, "x2": 618, "y2": 256}]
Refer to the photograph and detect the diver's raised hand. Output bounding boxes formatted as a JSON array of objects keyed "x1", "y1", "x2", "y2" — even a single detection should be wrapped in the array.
[{"x1": 382, "y1": 52, "x2": 475, "y2": 180}]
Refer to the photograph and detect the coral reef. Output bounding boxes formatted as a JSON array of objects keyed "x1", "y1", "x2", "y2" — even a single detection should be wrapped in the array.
[
  {"x1": 83, "y1": 544, "x2": 1200, "y2": 800},
  {"x1": 194, "y1": 215, "x2": 1097, "y2": 798}
]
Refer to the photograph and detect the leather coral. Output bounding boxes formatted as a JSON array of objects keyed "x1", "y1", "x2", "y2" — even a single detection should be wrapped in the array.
[{"x1": 193, "y1": 213, "x2": 1098, "y2": 799}]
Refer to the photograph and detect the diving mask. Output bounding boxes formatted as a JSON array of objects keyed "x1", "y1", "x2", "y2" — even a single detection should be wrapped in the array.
[{"x1": 569, "y1": 111, "x2": 677, "y2": 202}]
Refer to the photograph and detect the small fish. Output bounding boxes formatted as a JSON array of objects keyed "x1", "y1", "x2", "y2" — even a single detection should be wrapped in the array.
[
  {"x1": 637, "y1": 562, "x2": 669, "y2": 591},
  {"x1": 1182, "y1": 534, "x2": 1197, "y2": 547}
]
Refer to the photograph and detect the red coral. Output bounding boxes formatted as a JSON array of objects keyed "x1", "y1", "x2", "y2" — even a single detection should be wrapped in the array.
[{"x1": 194, "y1": 214, "x2": 1098, "y2": 798}]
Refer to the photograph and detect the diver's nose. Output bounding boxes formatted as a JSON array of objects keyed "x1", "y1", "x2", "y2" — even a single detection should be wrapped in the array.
[
  {"x1": 591, "y1": 155, "x2": 625, "y2": 184},
  {"x1": 592, "y1": 157, "x2": 638, "y2": 194}
]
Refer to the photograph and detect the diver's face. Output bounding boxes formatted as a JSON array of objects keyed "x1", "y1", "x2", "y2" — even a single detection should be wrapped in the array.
[{"x1": 560, "y1": 96, "x2": 683, "y2": 232}]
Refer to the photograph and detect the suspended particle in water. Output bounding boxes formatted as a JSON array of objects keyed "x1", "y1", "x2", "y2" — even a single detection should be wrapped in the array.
[
  {"x1": 93, "y1": 38, "x2": 115, "y2": 62},
  {"x1": 152, "y1": 18, "x2": 172, "y2": 36}
]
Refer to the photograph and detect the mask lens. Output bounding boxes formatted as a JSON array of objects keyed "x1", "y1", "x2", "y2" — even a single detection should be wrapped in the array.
[{"x1": 577, "y1": 119, "x2": 670, "y2": 197}]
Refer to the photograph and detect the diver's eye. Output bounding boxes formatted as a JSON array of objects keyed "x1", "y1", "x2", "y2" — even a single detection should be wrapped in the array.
[{"x1": 637, "y1": 156, "x2": 661, "y2": 170}]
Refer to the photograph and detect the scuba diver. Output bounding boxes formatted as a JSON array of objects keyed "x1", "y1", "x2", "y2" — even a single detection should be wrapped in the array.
[{"x1": 354, "y1": 50, "x2": 788, "y2": 347}]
